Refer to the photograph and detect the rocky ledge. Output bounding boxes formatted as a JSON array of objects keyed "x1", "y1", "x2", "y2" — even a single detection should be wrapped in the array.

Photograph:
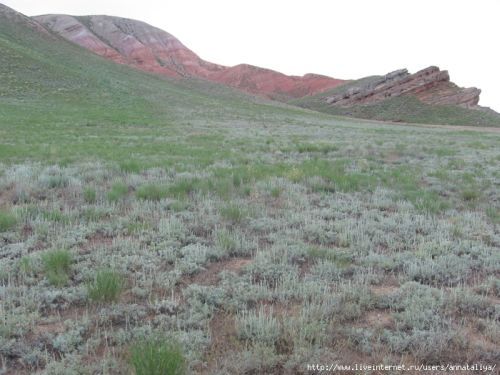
[{"x1": 326, "y1": 66, "x2": 481, "y2": 108}]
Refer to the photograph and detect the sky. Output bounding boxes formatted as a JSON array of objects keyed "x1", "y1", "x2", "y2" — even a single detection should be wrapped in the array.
[{"x1": 3, "y1": 0, "x2": 499, "y2": 110}]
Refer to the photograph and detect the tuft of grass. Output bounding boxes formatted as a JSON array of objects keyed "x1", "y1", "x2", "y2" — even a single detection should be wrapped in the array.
[
  {"x1": 296, "y1": 143, "x2": 338, "y2": 154},
  {"x1": 169, "y1": 200, "x2": 189, "y2": 212},
  {"x1": 129, "y1": 337, "x2": 186, "y2": 375},
  {"x1": 220, "y1": 204, "x2": 246, "y2": 224},
  {"x1": 120, "y1": 160, "x2": 142, "y2": 173},
  {"x1": 46, "y1": 175, "x2": 69, "y2": 189},
  {"x1": 307, "y1": 246, "x2": 353, "y2": 267},
  {"x1": 42, "y1": 209, "x2": 69, "y2": 223},
  {"x1": 270, "y1": 186, "x2": 282, "y2": 198},
  {"x1": 83, "y1": 187, "x2": 97, "y2": 203},
  {"x1": 18, "y1": 256, "x2": 33, "y2": 274},
  {"x1": 300, "y1": 159, "x2": 377, "y2": 192},
  {"x1": 82, "y1": 207, "x2": 108, "y2": 222},
  {"x1": 403, "y1": 190, "x2": 449, "y2": 214},
  {"x1": 168, "y1": 179, "x2": 201, "y2": 199},
  {"x1": 87, "y1": 269, "x2": 123, "y2": 303},
  {"x1": 461, "y1": 189, "x2": 480, "y2": 202},
  {"x1": 486, "y1": 207, "x2": 500, "y2": 224},
  {"x1": 0, "y1": 210, "x2": 17, "y2": 232},
  {"x1": 42, "y1": 250, "x2": 72, "y2": 287},
  {"x1": 216, "y1": 229, "x2": 238, "y2": 254},
  {"x1": 107, "y1": 182, "x2": 128, "y2": 202},
  {"x1": 136, "y1": 184, "x2": 168, "y2": 201}
]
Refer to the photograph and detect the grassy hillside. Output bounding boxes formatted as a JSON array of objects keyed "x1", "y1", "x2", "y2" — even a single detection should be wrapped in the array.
[
  {"x1": 291, "y1": 77, "x2": 500, "y2": 126},
  {"x1": 1, "y1": 7, "x2": 500, "y2": 375},
  {"x1": 0, "y1": 8, "x2": 311, "y2": 167}
]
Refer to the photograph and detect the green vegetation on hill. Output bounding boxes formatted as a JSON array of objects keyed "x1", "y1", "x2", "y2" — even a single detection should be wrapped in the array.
[
  {"x1": 291, "y1": 77, "x2": 500, "y2": 127},
  {"x1": 0, "y1": 10, "x2": 308, "y2": 167}
]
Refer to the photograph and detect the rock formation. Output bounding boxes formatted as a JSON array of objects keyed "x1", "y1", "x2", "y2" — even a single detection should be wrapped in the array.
[
  {"x1": 326, "y1": 66, "x2": 481, "y2": 108},
  {"x1": 2, "y1": 4, "x2": 485, "y2": 108},
  {"x1": 34, "y1": 14, "x2": 344, "y2": 98}
]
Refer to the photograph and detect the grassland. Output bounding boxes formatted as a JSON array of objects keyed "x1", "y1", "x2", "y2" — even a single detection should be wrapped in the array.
[{"x1": 1, "y1": 9, "x2": 500, "y2": 375}]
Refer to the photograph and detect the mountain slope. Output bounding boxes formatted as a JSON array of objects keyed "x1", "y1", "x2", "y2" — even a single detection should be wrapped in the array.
[
  {"x1": 1, "y1": 4, "x2": 341, "y2": 165},
  {"x1": 34, "y1": 14, "x2": 345, "y2": 99}
]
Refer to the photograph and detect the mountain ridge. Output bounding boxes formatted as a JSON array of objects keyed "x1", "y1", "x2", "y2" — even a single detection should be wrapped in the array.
[
  {"x1": 1, "y1": 3, "x2": 498, "y2": 126},
  {"x1": 33, "y1": 13, "x2": 345, "y2": 99}
]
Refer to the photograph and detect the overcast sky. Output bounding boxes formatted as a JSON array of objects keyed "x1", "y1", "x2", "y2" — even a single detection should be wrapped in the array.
[{"x1": 3, "y1": 0, "x2": 499, "y2": 110}]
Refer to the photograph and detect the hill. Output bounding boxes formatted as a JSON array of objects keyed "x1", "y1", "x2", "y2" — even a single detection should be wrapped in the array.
[
  {"x1": 33, "y1": 13, "x2": 345, "y2": 99},
  {"x1": 1, "y1": 3, "x2": 322, "y2": 165},
  {"x1": 291, "y1": 67, "x2": 500, "y2": 126},
  {"x1": 33, "y1": 12, "x2": 499, "y2": 126}
]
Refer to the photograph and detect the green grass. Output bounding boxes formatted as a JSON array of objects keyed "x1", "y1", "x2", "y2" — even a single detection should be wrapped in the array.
[
  {"x1": 129, "y1": 338, "x2": 186, "y2": 375},
  {"x1": 87, "y1": 269, "x2": 123, "y2": 303},
  {"x1": 107, "y1": 182, "x2": 128, "y2": 202},
  {"x1": 216, "y1": 229, "x2": 239, "y2": 254},
  {"x1": 167, "y1": 179, "x2": 202, "y2": 199},
  {"x1": 42, "y1": 249, "x2": 72, "y2": 287},
  {"x1": 119, "y1": 160, "x2": 143, "y2": 173},
  {"x1": 270, "y1": 186, "x2": 282, "y2": 198},
  {"x1": 461, "y1": 188, "x2": 480, "y2": 202},
  {"x1": 41, "y1": 210, "x2": 69, "y2": 224},
  {"x1": 0, "y1": 210, "x2": 17, "y2": 232},
  {"x1": 300, "y1": 159, "x2": 378, "y2": 192},
  {"x1": 83, "y1": 187, "x2": 97, "y2": 203},
  {"x1": 136, "y1": 184, "x2": 169, "y2": 201},
  {"x1": 220, "y1": 204, "x2": 247, "y2": 224},
  {"x1": 486, "y1": 207, "x2": 500, "y2": 224},
  {"x1": 18, "y1": 256, "x2": 33, "y2": 274},
  {"x1": 307, "y1": 246, "x2": 353, "y2": 267}
]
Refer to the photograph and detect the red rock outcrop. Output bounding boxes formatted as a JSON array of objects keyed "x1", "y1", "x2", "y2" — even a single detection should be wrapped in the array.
[
  {"x1": 34, "y1": 14, "x2": 344, "y2": 98},
  {"x1": 326, "y1": 66, "x2": 481, "y2": 108}
]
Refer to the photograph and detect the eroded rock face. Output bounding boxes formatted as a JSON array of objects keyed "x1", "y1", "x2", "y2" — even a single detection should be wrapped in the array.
[
  {"x1": 326, "y1": 66, "x2": 481, "y2": 108},
  {"x1": 209, "y1": 64, "x2": 343, "y2": 98},
  {"x1": 34, "y1": 14, "x2": 344, "y2": 98}
]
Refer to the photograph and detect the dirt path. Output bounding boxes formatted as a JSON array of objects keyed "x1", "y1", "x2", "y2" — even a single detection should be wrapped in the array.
[
  {"x1": 338, "y1": 115, "x2": 500, "y2": 134},
  {"x1": 402, "y1": 123, "x2": 500, "y2": 133}
]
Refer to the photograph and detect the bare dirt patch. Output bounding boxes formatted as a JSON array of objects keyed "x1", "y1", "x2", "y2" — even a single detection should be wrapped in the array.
[
  {"x1": 33, "y1": 320, "x2": 66, "y2": 336},
  {"x1": 359, "y1": 310, "x2": 394, "y2": 330},
  {"x1": 370, "y1": 284, "x2": 399, "y2": 297},
  {"x1": 186, "y1": 257, "x2": 252, "y2": 286},
  {"x1": 79, "y1": 232, "x2": 115, "y2": 254},
  {"x1": 201, "y1": 312, "x2": 240, "y2": 374}
]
